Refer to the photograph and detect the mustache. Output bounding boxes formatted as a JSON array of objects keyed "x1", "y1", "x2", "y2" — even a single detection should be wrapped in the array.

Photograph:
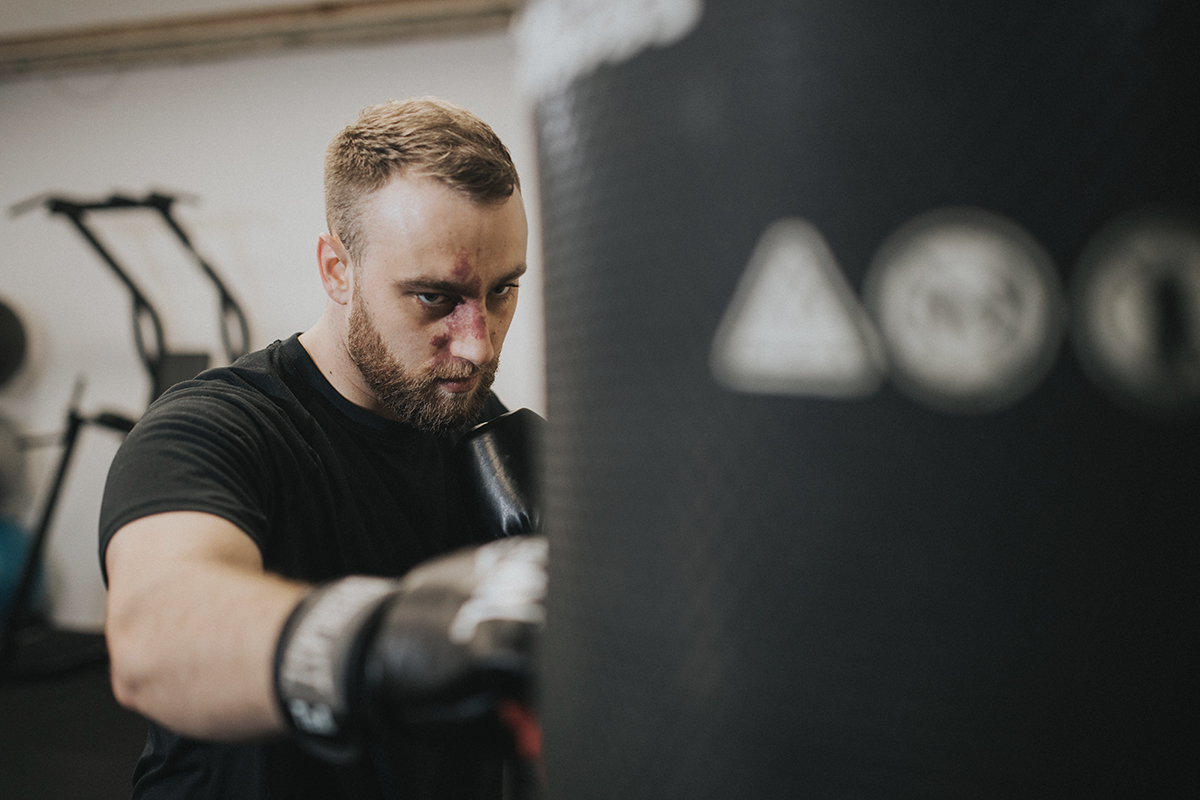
[{"x1": 429, "y1": 358, "x2": 497, "y2": 382}]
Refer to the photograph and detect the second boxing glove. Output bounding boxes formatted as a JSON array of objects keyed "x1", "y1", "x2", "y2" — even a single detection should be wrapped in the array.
[{"x1": 457, "y1": 408, "x2": 545, "y2": 540}]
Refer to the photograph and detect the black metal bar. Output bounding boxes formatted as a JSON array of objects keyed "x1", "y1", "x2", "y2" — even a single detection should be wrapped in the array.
[
  {"x1": 145, "y1": 193, "x2": 251, "y2": 361},
  {"x1": 47, "y1": 200, "x2": 166, "y2": 387},
  {"x1": 0, "y1": 404, "x2": 84, "y2": 666}
]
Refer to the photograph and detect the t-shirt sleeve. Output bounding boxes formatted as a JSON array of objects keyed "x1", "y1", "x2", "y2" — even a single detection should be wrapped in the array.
[{"x1": 98, "y1": 385, "x2": 277, "y2": 582}]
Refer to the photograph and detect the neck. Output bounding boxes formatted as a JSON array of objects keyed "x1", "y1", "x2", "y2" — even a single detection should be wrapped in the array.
[{"x1": 299, "y1": 307, "x2": 397, "y2": 419}]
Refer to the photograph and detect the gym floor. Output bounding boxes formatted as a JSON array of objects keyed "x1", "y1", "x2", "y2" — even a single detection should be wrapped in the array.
[{"x1": 0, "y1": 629, "x2": 146, "y2": 799}]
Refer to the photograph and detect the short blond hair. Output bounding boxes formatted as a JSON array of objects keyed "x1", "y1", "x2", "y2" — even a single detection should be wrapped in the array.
[{"x1": 324, "y1": 97, "x2": 520, "y2": 262}]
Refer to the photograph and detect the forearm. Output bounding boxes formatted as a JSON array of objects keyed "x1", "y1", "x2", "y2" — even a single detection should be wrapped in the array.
[{"x1": 104, "y1": 512, "x2": 308, "y2": 741}]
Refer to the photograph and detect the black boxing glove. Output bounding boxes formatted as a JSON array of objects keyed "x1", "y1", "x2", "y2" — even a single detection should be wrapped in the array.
[
  {"x1": 273, "y1": 575, "x2": 397, "y2": 762},
  {"x1": 457, "y1": 408, "x2": 545, "y2": 540},
  {"x1": 273, "y1": 535, "x2": 548, "y2": 763}
]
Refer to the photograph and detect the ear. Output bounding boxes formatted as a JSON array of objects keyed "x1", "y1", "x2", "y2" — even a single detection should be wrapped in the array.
[{"x1": 317, "y1": 233, "x2": 353, "y2": 305}]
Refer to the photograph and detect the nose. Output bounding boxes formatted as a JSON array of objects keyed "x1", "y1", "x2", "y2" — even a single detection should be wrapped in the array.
[{"x1": 446, "y1": 301, "x2": 495, "y2": 366}]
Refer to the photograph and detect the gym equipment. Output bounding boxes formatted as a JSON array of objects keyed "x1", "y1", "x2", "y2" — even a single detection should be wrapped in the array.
[
  {"x1": 0, "y1": 516, "x2": 42, "y2": 624},
  {"x1": 0, "y1": 415, "x2": 38, "y2": 625},
  {"x1": 531, "y1": 1, "x2": 1200, "y2": 796},
  {"x1": 10, "y1": 191, "x2": 251, "y2": 402},
  {"x1": 1, "y1": 191, "x2": 250, "y2": 678},
  {"x1": 0, "y1": 381, "x2": 136, "y2": 680}
]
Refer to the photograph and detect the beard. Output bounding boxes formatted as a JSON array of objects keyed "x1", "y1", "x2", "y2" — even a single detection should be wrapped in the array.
[{"x1": 347, "y1": 290, "x2": 497, "y2": 432}]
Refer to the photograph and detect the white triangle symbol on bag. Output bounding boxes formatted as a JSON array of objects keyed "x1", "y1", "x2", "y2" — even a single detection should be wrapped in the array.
[{"x1": 710, "y1": 218, "x2": 886, "y2": 397}]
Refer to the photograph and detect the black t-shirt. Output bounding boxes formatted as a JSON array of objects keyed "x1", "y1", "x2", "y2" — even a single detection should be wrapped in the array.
[{"x1": 99, "y1": 335, "x2": 508, "y2": 799}]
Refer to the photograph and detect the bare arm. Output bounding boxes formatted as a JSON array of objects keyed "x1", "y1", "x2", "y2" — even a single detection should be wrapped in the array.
[{"x1": 104, "y1": 511, "x2": 309, "y2": 740}]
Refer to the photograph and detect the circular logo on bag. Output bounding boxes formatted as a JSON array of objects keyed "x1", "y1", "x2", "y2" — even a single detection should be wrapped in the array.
[
  {"x1": 864, "y1": 207, "x2": 1065, "y2": 413},
  {"x1": 1073, "y1": 210, "x2": 1200, "y2": 415}
]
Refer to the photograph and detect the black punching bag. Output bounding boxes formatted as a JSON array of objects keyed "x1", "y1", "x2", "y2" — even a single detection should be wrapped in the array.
[{"x1": 530, "y1": 1, "x2": 1200, "y2": 797}]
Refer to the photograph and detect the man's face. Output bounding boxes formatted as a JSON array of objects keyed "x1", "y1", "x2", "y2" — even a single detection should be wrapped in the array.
[{"x1": 345, "y1": 173, "x2": 527, "y2": 431}]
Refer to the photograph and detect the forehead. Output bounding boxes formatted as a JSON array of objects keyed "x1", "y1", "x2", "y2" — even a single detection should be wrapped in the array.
[{"x1": 357, "y1": 174, "x2": 527, "y2": 269}]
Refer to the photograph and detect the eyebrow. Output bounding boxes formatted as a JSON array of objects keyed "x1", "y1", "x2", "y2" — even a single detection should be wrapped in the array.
[{"x1": 394, "y1": 264, "x2": 527, "y2": 295}]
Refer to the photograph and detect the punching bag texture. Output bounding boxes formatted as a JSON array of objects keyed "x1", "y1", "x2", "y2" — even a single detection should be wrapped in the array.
[{"x1": 530, "y1": 1, "x2": 1200, "y2": 798}]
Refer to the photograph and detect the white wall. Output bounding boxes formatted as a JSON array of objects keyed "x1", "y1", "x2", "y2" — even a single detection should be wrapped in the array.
[{"x1": 0, "y1": 31, "x2": 544, "y2": 630}]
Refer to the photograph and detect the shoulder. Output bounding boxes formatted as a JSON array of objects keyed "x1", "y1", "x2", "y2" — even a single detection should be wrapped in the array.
[
  {"x1": 115, "y1": 340, "x2": 320, "y2": 476},
  {"x1": 143, "y1": 338, "x2": 306, "y2": 426},
  {"x1": 100, "y1": 344, "x2": 311, "y2": 563},
  {"x1": 171, "y1": 338, "x2": 302, "y2": 407}
]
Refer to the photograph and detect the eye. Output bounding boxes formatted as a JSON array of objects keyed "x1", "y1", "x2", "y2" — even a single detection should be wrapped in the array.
[
  {"x1": 416, "y1": 292, "x2": 448, "y2": 306},
  {"x1": 491, "y1": 283, "x2": 519, "y2": 298}
]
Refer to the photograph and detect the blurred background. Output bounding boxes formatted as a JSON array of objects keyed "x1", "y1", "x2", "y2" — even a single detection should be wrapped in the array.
[
  {"x1": 0, "y1": 2, "x2": 540, "y2": 796},
  {"x1": 0, "y1": 0, "x2": 544, "y2": 634}
]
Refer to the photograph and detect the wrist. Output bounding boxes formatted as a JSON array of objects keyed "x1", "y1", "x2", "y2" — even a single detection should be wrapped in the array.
[{"x1": 273, "y1": 575, "x2": 399, "y2": 762}]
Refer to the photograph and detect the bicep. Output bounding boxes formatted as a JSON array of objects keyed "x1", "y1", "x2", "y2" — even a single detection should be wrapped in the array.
[
  {"x1": 106, "y1": 510, "x2": 263, "y2": 588},
  {"x1": 104, "y1": 511, "x2": 269, "y2": 668}
]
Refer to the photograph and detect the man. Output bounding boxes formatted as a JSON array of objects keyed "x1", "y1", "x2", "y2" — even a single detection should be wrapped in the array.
[{"x1": 100, "y1": 98, "x2": 540, "y2": 799}]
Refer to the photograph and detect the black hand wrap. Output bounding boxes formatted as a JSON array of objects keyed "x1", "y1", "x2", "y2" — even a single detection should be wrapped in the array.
[
  {"x1": 273, "y1": 537, "x2": 548, "y2": 764},
  {"x1": 458, "y1": 408, "x2": 545, "y2": 540}
]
